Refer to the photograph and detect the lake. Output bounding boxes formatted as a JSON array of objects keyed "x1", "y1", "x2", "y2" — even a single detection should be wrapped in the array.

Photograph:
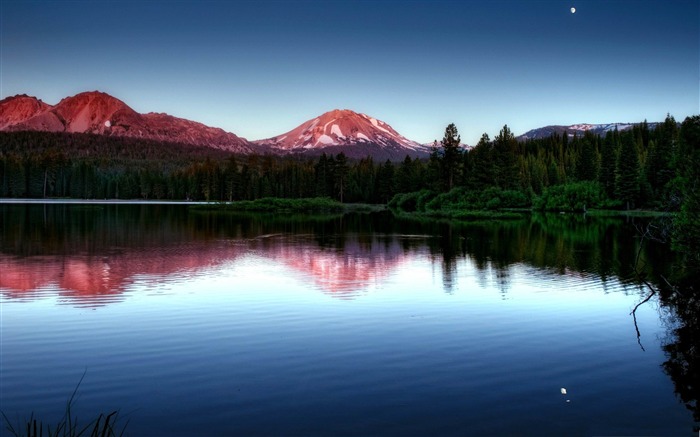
[{"x1": 1, "y1": 203, "x2": 697, "y2": 436}]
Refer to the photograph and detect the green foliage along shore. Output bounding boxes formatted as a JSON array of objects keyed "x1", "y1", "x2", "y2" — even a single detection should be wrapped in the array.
[{"x1": 389, "y1": 116, "x2": 687, "y2": 214}]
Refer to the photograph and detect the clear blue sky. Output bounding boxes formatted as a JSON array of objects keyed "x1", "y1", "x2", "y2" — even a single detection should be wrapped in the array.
[{"x1": 1, "y1": 0, "x2": 698, "y2": 145}]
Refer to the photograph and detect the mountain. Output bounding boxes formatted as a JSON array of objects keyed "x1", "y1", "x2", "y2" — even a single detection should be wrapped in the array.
[
  {"x1": 1, "y1": 93, "x2": 427, "y2": 159},
  {"x1": 0, "y1": 91, "x2": 256, "y2": 154},
  {"x1": 253, "y1": 109, "x2": 431, "y2": 160},
  {"x1": 517, "y1": 122, "x2": 659, "y2": 141},
  {"x1": 4, "y1": 91, "x2": 662, "y2": 159},
  {"x1": 0, "y1": 94, "x2": 53, "y2": 130}
]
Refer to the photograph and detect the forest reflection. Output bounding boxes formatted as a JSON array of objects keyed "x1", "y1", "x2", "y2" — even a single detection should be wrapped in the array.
[
  {"x1": 659, "y1": 272, "x2": 700, "y2": 431},
  {"x1": 0, "y1": 204, "x2": 677, "y2": 302}
]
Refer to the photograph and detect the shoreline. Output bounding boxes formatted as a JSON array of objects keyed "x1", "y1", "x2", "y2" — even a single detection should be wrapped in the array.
[
  {"x1": 0, "y1": 198, "x2": 212, "y2": 205},
  {"x1": 0, "y1": 199, "x2": 672, "y2": 218},
  {"x1": 0, "y1": 198, "x2": 385, "y2": 212}
]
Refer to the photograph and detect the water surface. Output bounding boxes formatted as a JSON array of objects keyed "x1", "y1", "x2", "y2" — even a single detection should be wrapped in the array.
[{"x1": 1, "y1": 204, "x2": 696, "y2": 436}]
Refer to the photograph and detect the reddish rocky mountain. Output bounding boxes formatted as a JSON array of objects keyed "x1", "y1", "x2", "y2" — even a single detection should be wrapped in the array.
[
  {"x1": 253, "y1": 109, "x2": 432, "y2": 160},
  {"x1": 0, "y1": 94, "x2": 53, "y2": 130},
  {"x1": 0, "y1": 91, "x2": 255, "y2": 153},
  {"x1": 1, "y1": 91, "x2": 434, "y2": 160}
]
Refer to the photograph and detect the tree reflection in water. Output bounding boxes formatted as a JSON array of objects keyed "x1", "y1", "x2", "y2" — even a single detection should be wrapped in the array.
[{"x1": 660, "y1": 273, "x2": 700, "y2": 431}]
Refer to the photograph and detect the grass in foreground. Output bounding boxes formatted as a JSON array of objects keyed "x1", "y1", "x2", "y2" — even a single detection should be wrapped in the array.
[{"x1": 2, "y1": 374, "x2": 127, "y2": 437}]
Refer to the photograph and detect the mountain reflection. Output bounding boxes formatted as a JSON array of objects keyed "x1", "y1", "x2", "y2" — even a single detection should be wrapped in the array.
[
  {"x1": 0, "y1": 205, "x2": 426, "y2": 303},
  {"x1": 251, "y1": 235, "x2": 409, "y2": 297},
  {"x1": 0, "y1": 243, "x2": 247, "y2": 306},
  {"x1": 0, "y1": 204, "x2": 677, "y2": 306},
  {"x1": 0, "y1": 238, "x2": 413, "y2": 304}
]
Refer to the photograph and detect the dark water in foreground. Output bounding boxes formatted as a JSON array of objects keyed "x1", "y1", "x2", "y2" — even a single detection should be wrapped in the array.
[{"x1": 0, "y1": 204, "x2": 697, "y2": 436}]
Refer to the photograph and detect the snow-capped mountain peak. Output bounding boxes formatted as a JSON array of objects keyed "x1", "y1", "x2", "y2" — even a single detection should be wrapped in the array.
[
  {"x1": 518, "y1": 122, "x2": 659, "y2": 140},
  {"x1": 253, "y1": 109, "x2": 429, "y2": 160}
]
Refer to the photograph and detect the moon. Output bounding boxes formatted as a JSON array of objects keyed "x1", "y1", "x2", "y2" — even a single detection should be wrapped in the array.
[{"x1": 571, "y1": 7, "x2": 576, "y2": 13}]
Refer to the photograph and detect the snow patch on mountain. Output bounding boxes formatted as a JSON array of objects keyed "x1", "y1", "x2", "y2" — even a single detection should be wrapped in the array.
[
  {"x1": 322, "y1": 118, "x2": 334, "y2": 133},
  {"x1": 315, "y1": 134, "x2": 334, "y2": 146}
]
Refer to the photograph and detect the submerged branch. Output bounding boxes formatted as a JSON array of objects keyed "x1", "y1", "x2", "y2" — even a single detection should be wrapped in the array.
[
  {"x1": 631, "y1": 308, "x2": 647, "y2": 352},
  {"x1": 630, "y1": 221, "x2": 663, "y2": 351}
]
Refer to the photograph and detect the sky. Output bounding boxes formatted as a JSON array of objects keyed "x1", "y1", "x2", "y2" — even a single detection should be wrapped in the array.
[{"x1": 1, "y1": 0, "x2": 698, "y2": 145}]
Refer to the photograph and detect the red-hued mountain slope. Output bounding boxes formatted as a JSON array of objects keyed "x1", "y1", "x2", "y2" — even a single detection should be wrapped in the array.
[
  {"x1": 1, "y1": 92, "x2": 435, "y2": 160},
  {"x1": 0, "y1": 94, "x2": 53, "y2": 130},
  {"x1": 0, "y1": 91, "x2": 255, "y2": 153}
]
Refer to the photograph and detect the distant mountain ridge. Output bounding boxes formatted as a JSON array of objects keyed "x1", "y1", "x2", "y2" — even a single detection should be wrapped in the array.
[
  {"x1": 517, "y1": 122, "x2": 660, "y2": 141},
  {"x1": 1, "y1": 90, "x2": 662, "y2": 159}
]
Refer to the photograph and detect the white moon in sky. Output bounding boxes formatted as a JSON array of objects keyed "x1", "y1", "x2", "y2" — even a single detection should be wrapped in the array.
[{"x1": 571, "y1": 7, "x2": 576, "y2": 13}]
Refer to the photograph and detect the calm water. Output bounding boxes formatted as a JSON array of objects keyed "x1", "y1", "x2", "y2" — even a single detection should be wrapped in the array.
[{"x1": 0, "y1": 204, "x2": 697, "y2": 436}]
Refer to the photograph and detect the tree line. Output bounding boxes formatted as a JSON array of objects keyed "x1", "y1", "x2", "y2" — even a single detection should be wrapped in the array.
[
  {"x1": 0, "y1": 114, "x2": 697, "y2": 220},
  {"x1": 0, "y1": 131, "x2": 403, "y2": 203},
  {"x1": 424, "y1": 115, "x2": 686, "y2": 210}
]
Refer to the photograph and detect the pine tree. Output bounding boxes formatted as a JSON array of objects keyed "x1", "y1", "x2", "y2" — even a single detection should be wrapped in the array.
[
  {"x1": 645, "y1": 114, "x2": 678, "y2": 202},
  {"x1": 546, "y1": 160, "x2": 560, "y2": 186},
  {"x1": 466, "y1": 133, "x2": 494, "y2": 189},
  {"x1": 493, "y1": 125, "x2": 519, "y2": 189},
  {"x1": 334, "y1": 152, "x2": 349, "y2": 202},
  {"x1": 599, "y1": 130, "x2": 618, "y2": 197},
  {"x1": 440, "y1": 123, "x2": 462, "y2": 191},
  {"x1": 224, "y1": 156, "x2": 239, "y2": 201},
  {"x1": 351, "y1": 157, "x2": 376, "y2": 202},
  {"x1": 427, "y1": 141, "x2": 442, "y2": 192},
  {"x1": 314, "y1": 154, "x2": 331, "y2": 197},
  {"x1": 397, "y1": 155, "x2": 416, "y2": 194},
  {"x1": 6, "y1": 153, "x2": 25, "y2": 197},
  {"x1": 615, "y1": 133, "x2": 640, "y2": 209},
  {"x1": 575, "y1": 133, "x2": 599, "y2": 182},
  {"x1": 377, "y1": 159, "x2": 395, "y2": 203}
]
